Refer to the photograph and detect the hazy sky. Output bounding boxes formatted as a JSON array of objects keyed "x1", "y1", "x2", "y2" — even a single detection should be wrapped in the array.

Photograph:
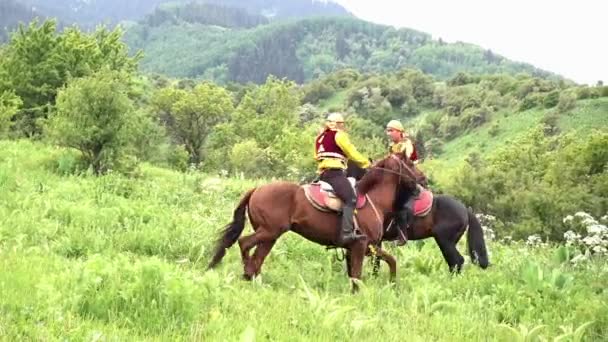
[{"x1": 334, "y1": 0, "x2": 607, "y2": 85}]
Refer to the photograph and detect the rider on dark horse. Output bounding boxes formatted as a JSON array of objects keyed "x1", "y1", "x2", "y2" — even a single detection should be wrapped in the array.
[
  {"x1": 314, "y1": 112, "x2": 371, "y2": 247},
  {"x1": 386, "y1": 119, "x2": 420, "y2": 246}
]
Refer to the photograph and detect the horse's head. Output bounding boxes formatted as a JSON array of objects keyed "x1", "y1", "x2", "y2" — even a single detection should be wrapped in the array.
[
  {"x1": 357, "y1": 152, "x2": 422, "y2": 194},
  {"x1": 389, "y1": 151, "x2": 427, "y2": 186}
]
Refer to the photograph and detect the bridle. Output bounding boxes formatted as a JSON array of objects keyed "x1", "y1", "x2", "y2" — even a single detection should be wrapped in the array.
[{"x1": 370, "y1": 154, "x2": 420, "y2": 185}]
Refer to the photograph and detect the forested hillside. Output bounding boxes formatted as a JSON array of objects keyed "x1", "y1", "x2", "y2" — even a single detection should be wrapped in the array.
[
  {"x1": 2, "y1": 19, "x2": 606, "y2": 240},
  {"x1": 125, "y1": 10, "x2": 556, "y2": 83},
  {"x1": 5, "y1": 0, "x2": 350, "y2": 29},
  {"x1": 0, "y1": 0, "x2": 46, "y2": 41},
  {"x1": 1, "y1": 17, "x2": 608, "y2": 341}
]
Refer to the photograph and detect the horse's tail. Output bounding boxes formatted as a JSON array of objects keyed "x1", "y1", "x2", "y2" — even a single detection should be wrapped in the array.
[
  {"x1": 466, "y1": 208, "x2": 489, "y2": 269},
  {"x1": 207, "y1": 188, "x2": 256, "y2": 269}
]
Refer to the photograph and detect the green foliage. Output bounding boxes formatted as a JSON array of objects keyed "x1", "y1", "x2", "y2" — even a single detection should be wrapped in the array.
[
  {"x1": 229, "y1": 140, "x2": 272, "y2": 178},
  {"x1": 0, "y1": 19, "x2": 142, "y2": 137},
  {"x1": 0, "y1": 90, "x2": 22, "y2": 136},
  {"x1": 152, "y1": 83, "x2": 234, "y2": 165},
  {"x1": 432, "y1": 128, "x2": 608, "y2": 240},
  {"x1": 1, "y1": 139, "x2": 607, "y2": 340},
  {"x1": 205, "y1": 76, "x2": 315, "y2": 178},
  {"x1": 124, "y1": 14, "x2": 555, "y2": 84},
  {"x1": 45, "y1": 70, "x2": 141, "y2": 175},
  {"x1": 543, "y1": 90, "x2": 560, "y2": 108},
  {"x1": 142, "y1": 2, "x2": 269, "y2": 28},
  {"x1": 557, "y1": 91, "x2": 578, "y2": 113}
]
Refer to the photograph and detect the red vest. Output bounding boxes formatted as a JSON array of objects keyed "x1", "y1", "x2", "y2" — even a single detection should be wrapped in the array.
[
  {"x1": 315, "y1": 129, "x2": 346, "y2": 160},
  {"x1": 410, "y1": 144, "x2": 418, "y2": 161}
]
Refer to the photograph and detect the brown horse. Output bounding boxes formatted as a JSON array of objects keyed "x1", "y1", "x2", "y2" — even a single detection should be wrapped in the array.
[
  {"x1": 346, "y1": 160, "x2": 490, "y2": 274},
  {"x1": 207, "y1": 152, "x2": 422, "y2": 291}
]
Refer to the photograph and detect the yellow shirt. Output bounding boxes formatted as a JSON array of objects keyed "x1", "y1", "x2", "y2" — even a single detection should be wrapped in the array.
[
  {"x1": 390, "y1": 138, "x2": 415, "y2": 160},
  {"x1": 314, "y1": 130, "x2": 370, "y2": 172}
]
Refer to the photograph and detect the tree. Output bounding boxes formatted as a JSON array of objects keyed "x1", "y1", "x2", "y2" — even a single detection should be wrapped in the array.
[
  {"x1": 156, "y1": 83, "x2": 234, "y2": 165},
  {"x1": 231, "y1": 76, "x2": 301, "y2": 147},
  {"x1": 46, "y1": 70, "x2": 139, "y2": 175},
  {"x1": 0, "y1": 19, "x2": 142, "y2": 137},
  {"x1": 0, "y1": 91, "x2": 22, "y2": 136}
]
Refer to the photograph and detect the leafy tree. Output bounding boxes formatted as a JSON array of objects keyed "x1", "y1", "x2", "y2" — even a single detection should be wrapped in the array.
[
  {"x1": 45, "y1": 70, "x2": 139, "y2": 175},
  {"x1": 0, "y1": 19, "x2": 141, "y2": 137},
  {"x1": 153, "y1": 83, "x2": 234, "y2": 165},
  {"x1": 0, "y1": 91, "x2": 21, "y2": 136}
]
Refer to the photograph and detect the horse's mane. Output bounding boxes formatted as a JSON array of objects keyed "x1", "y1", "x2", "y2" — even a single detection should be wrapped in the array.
[{"x1": 355, "y1": 158, "x2": 387, "y2": 194}]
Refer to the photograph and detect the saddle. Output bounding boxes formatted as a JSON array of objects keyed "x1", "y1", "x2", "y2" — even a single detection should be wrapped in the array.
[
  {"x1": 413, "y1": 185, "x2": 433, "y2": 217},
  {"x1": 302, "y1": 177, "x2": 366, "y2": 213}
]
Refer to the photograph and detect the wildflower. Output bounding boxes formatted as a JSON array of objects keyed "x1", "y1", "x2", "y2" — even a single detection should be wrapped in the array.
[
  {"x1": 526, "y1": 234, "x2": 542, "y2": 247},
  {"x1": 570, "y1": 254, "x2": 588, "y2": 265},
  {"x1": 587, "y1": 224, "x2": 608, "y2": 236}
]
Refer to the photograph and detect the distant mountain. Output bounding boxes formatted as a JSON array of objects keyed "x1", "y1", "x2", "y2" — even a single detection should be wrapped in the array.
[
  {"x1": 201, "y1": 0, "x2": 352, "y2": 18},
  {"x1": 124, "y1": 8, "x2": 556, "y2": 84},
  {"x1": 0, "y1": 0, "x2": 43, "y2": 41},
  {"x1": 7, "y1": 0, "x2": 350, "y2": 29}
]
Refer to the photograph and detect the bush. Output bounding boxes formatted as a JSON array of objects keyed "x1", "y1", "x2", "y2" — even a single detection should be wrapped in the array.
[
  {"x1": 229, "y1": 140, "x2": 272, "y2": 178},
  {"x1": 438, "y1": 116, "x2": 463, "y2": 140},
  {"x1": 543, "y1": 90, "x2": 560, "y2": 108},
  {"x1": 518, "y1": 93, "x2": 543, "y2": 111},
  {"x1": 556, "y1": 91, "x2": 577, "y2": 113},
  {"x1": 460, "y1": 106, "x2": 490, "y2": 130},
  {"x1": 489, "y1": 123, "x2": 500, "y2": 137},
  {"x1": 425, "y1": 137, "x2": 444, "y2": 156},
  {"x1": 302, "y1": 81, "x2": 335, "y2": 104},
  {"x1": 0, "y1": 91, "x2": 22, "y2": 137},
  {"x1": 45, "y1": 70, "x2": 142, "y2": 175},
  {"x1": 435, "y1": 128, "x2": 608, "y2": 241},
  {"x1": 541, "y1": 111, "x2": 560, "y2": 136}
]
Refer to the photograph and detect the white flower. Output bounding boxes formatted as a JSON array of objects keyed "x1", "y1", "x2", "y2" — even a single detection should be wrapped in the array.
[
  {"x1": 582, "y1": 235, "x2": 601, "y2": 247},
  {"x1": 501, "y1": 235, "x2": 513, "y2": 244},
  {"x1": 587, "y1": 224, "x2": 608, "y2": 236},
  {"x1": 563, "y1": 230, "x2": 581, "y2": 246},
  {"x1": 592, "y1": 245, "x2": 607, "y2": 255},
  {"x1": 526, "y1": 234, "x2": 543, "y2": 247},
  {"x1": 574, "y1": 212, "x2": 594, "y2": 220},
  {"x1": 482, "y1": 226, "x2": 496, "y2": 241},
  {"x1": 570, "y1": 254, "x2": 588, "y2": 264}
]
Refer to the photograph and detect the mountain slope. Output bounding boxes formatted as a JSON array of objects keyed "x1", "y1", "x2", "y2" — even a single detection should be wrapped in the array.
[
  {"x1": 0, "y1": 0, "x2": 42, "y2": 41},
  {"x1": 124, "y1": 13, "x2": 556, "y2": 83},
  {"x1": 13, "y1": 0, "x2": 350, "y2": 28},
  {"x1": 202, "y1": 0, "x2": 352, "y2": 18}
]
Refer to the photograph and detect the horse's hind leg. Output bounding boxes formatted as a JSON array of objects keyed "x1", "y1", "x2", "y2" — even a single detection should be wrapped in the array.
[
  {"x1": 238, "y1": 233, "x2": 259, "y2": 280},
  {"x1": 375, "y1": 248, "x2": 397, "y2": 283},
  {"x1": 434, "y1": 234, "x2": 465, "y2": 274},
  {"x1": 251, "y1": 236, "x2": 281, "y2": 276},
  {"x1": 240, "y1": 228, "x2": 283, "y2": 279}
]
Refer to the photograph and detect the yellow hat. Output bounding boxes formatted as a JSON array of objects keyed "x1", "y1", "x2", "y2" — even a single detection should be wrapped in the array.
[
  {"x1": 326, "y1": 112, "x2": 345, "y2": 123},
  {"x1": 386, "y1": 120, "x2": 404, "y2": 132}
]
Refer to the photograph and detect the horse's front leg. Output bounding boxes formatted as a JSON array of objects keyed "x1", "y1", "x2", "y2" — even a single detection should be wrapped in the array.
[{"x1": 348, "y1": 240, "x2": 368, "y2": 293}]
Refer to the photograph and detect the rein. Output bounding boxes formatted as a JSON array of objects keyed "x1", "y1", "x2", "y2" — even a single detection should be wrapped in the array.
[{"x1": 368, "y1": 154, "x2": 418, "y2": 183}]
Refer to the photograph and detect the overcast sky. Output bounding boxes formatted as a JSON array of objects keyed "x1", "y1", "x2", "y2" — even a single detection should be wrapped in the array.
[{"x1": 334, "y1": 0, "x2": 606, "y2": 85}]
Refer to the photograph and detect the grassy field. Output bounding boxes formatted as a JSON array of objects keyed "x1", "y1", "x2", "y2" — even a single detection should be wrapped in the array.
[{"x1": 1, "y1": 140, "x2": 607, "y2": 341}]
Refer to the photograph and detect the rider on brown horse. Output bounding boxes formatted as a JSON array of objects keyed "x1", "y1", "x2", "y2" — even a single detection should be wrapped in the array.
[
  {"x1": 314, "y1": 112, "x2": 371, "y2": 247},
  {"x1": 386, "y1": 119, "x2": 420, "y2": 246}
]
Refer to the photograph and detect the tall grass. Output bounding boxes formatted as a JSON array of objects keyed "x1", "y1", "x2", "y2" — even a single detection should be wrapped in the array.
[{"x1": 1, "y1": 140, "x2": 607, "y2": 340}]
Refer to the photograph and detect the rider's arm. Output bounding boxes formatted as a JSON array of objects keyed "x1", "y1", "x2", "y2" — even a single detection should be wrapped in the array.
[{"x1": 335, "y1": 131, "x2": 370, "y2": 169}]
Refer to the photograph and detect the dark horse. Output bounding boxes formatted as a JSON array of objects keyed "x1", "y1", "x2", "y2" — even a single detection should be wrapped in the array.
[
  {"x1": 207, "y1": 152, "x2": 423, "y2": 291},
  {"x1": 347, "y1": 159, "x2": 489, "y2": 273}
]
